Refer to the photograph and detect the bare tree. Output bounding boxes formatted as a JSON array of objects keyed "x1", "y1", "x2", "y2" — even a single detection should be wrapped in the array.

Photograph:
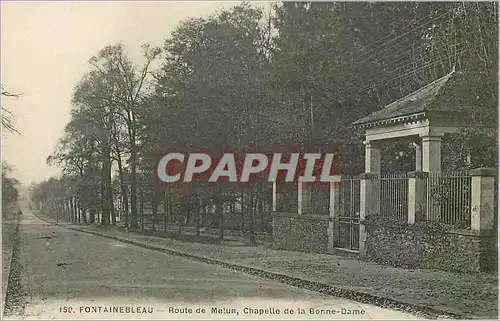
[{"x1": 1, "y1": 85, "x2": 21, "y2": 134}]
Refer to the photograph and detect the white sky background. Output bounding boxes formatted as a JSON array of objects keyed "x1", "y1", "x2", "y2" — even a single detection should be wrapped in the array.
[{"x1": 1, "y1": 1, "x2": 273, "y2": 186}]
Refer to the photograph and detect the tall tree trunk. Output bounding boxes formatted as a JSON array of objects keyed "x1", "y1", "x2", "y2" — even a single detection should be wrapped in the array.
[
  {"x1": 248, "y1": 191, "x2": 256, "y2": 245},
  {"x1": 65, "y1": 200, "x2": 69, "y2": 221},
  {"x1": 76, "y1": 200, "x2": 81, "y2": 223},
  {"x1": 215, "y1": 197, "x2": 224, "y2": 241},
  {"x1": 195, "y1": 197, "x2": 201, "y2": 236},
  {"x1": 201, "y1": 199, "x2": 207, "y2": 227},
  {"x1": 258, "y1": 196, "x2": 264, "y2": 231},
  {"x1": 117, "y1": 159, "x2": 129, "y2": 228},
  {"x1": 163, "y1": 186, "x2": 168, "y2": 233},
  {"x1": 139, "y1": 187, "x2": 144, "y2": 232},
  {"x1": 69, "y1": 197, "x2": 74, "y2": 223},
  {"x1": 152, "y1": 186, "x2": 158, "y2": 232},
  {"x1": 240, "y1": 191, "x2": 245, "y2": 234},
  {"x1": 62, "y1": 199, "x2": 67, "y2": 221},
  {"x1": 81, "y1": 206, "x2": 87, "y2": 223},
  {"x1": 178, "y1": 202, "x2": 184, "y2": 235},
  {"x1": 105, "y1": 149, "x2": 113, "y2": 225},
  {"x1": 89, "y1": 203, "x2": 95, "y2": 223},
  {"x1": 168, "y1": 187, "x2": 174, "y2": 223},
  {"x1": 107, "y1": 158, "x2": 115, "y2": 226},
  {"x1": 100, "y1": 160, "x2": 109, "y2": 225},
  {"x1": 73, "y1": 197, "x2": 78, "y2": 223},
  {"x1": 185, "y1": 206, "x2": 191, "y2": 226},
  {"x1": 130, "y1": 143, "x2": 138, "y2": 229}
]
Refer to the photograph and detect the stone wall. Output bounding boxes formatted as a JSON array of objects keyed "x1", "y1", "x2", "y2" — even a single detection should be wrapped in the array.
[
  {"x1": 364, "y1": 215, "x2": 497, "y2": 274},
  {"x1": 271, "y1": 212, "x2": 330, "y2": 253}
]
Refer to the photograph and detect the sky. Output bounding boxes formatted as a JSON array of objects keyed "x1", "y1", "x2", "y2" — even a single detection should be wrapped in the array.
[{"x1": 1, "y1": 1, "x2": 272, "y2": 186}]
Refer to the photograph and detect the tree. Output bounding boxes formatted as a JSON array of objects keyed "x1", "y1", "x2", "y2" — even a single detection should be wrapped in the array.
[
  {"x1": 1, "y1": 85, "x2": 21, "y2": 134},
  {"x1": 47, "y1": 112, "x2": 102, "y2": 223},
  {"x1": 150, "y1": 3, "x2": 272, "y2": 242},
  {"x1": 269, "y1": 2, "x2": 497, "y2": 173},
  {"x1": 48, "y1": 43, "x2": 161, "y2": 227},
  {"x1": 88, "y1": 44, "x2": 161, "y2": 228},
  {"x1": 426, "y1": 2, "x2": 498, "y2": 169},
  {"x1": 2, "y1": 162, "x2": 19, "y2": 215}
]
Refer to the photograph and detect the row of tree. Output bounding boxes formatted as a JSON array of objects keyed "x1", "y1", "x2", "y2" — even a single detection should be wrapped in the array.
[
  {"x1": 2, "y1": 163, "x2": 20, "y2": 218},
  {"x1": 31, "y1": 2, "x2": 498, "y2": 243},
  {"x1": 2, "y1": 85, "x2": 22, "y2": 216}
]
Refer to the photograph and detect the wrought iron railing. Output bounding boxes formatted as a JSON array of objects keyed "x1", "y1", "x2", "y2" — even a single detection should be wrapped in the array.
[
  {"x1": 425, "y1": 171, "x2": 472, "y2": 228},
  {"x1": 379, "y1": 172, "x2": 408, "y2": 222},
  {"x1": 337, "y1": 176, "x2": 361, "y2": 251}
]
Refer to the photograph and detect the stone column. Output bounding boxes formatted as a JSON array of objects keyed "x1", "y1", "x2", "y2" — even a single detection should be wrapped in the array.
[
  {"x1": 421, "y1": 135, "x2": 442, "y2": 173},
  {"x1": 297, "y1": 182, "x2": 312, "y2": 215},
  {"x1": 407, "y1": 171, "x2": 427, "y2": 224},
  {"x1": 364, "y1": 141, "x2": 381, "y2": 174},
  {"x1": 359, "y1": 173, "x2": 378, "y2": 258},
  {"x1": 415, "y1": 143, "x2": 422, "y2": 171},
  {"x1": 470, "y1": 168, "x2": 496, "y2": 231},
  {"x1": 328, "y1": 175, "x2": 342, "y2": 250},
  {"x1": 272, "y1": 181, "x2": 277, "y2": 212}
]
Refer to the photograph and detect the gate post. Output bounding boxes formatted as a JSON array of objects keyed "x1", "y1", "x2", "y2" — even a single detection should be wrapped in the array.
[
  {"x1": 470, "y1": 168, "x2": 496, "y2": 231},
  {"x1": 359, "y1": 173, "x2": 378, "y2": 258},
  {"x1": 272, "y1": 181, "x2": 277, "y2": 212},
  {"x1": 298, "y1": 182, "x2": 312, "y2": 214},
  {"x1": 328, "y1": 175, "x2": 342, "y2": 250},
  {"x1": 407, "y1": 171, "x2": 428, "y2": 224}
]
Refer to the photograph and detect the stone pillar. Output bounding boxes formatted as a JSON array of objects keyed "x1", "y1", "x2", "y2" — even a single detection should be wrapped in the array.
[
  {"x1": 328, "y1": 175, "x2": 342, "y2": 250},
  {"x1": 415, "y1": 143, "x2": 422, "y2": 171},
  {"x1": 364, "y1": 141, "x2": 381, "y2": 174},
  {"x1": 470, "y1": 168, "x2": 496, "y2": 231},
  {"x1": 407, "y1": 171, "x2": 427, "y2": 224},
  {"x1": 421, "y1": 135, "x2": 442, "y2": 173},
  {"x1": 272, "y1": 181, "x2": 277, "y2": 212},
  {"x1": 359, "y1": 173, "x2": 378, "y2": 258},
  {"x1": 297, "y1": 182, "x2": 312, "y2": 215}
]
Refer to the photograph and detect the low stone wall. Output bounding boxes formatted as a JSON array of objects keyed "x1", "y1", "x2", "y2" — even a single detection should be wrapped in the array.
[
  {"x1": 272, "y1": 212, "x2": 331, "y2": 253},
  {"x1": 364, "y1": 215, "x2": 497, "y2": 274}
]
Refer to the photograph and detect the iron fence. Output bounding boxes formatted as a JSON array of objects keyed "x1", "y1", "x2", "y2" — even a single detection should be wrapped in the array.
[
  {"x1": 379, "y1": 172, "x2": 408, "y2": 222},
  {"x1": 425, "y1": 171, "x2": 472, "y2": 228},
  {"x1": 337, "y1": 176, "x2": 361, "y2": 251}
]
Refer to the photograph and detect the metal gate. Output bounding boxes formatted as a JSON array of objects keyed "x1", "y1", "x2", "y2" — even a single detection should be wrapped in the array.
[{"x1": 335, "y1": 176, "x2": 361, "y2": 252}]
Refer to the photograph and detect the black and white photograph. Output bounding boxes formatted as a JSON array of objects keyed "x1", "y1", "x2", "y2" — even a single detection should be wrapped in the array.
[{"x1": 1, "y1": 1, "x2": 498, "y2": 319}]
